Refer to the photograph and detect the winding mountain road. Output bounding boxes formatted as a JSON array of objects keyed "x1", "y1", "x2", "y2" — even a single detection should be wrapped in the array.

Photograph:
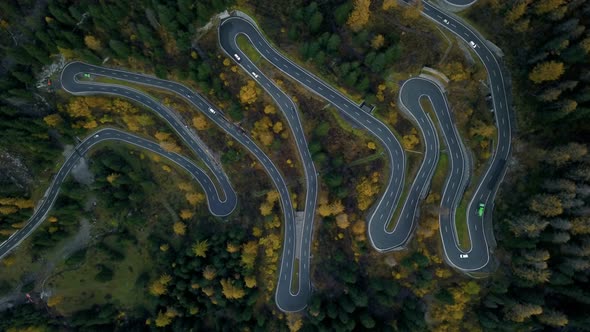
[
  {"x1": 442, "y1": 0, "x2": 478, "y2": 8},
  {"x1": 217, "y1": 27, "x2": 319, "y2": 311},
  {"x1": 219, "y1": 15, "x2": 452, "y2": 311},
  {"x1": 422, "y1": 1, "x2": 512, "y2": 271},
  {"x1": 0, "y1": 128, "x2": 237, "y2": 260},
  {"x1": 220, "y1": 16, "x2": 433, "y2": 253},
  {"x1": 61, "y1": 62, "x2": 308, "y2": 310},
  {"x1": 0, "y1": 0, "x2": 511, "y2": 314}
]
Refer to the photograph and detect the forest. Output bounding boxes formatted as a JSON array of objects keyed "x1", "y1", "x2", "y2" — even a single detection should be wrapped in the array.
[{"x1": 0, "y1": 0, "x2": 589, "y2": 331}]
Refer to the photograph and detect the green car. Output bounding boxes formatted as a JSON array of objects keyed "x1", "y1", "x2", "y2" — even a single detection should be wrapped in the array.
[
  {"x1": 477, "y1": 203, "x2": 485, "y2": 217},
  {"x1": 83, "y1": 73, "x2": 91, "y2": 78}
]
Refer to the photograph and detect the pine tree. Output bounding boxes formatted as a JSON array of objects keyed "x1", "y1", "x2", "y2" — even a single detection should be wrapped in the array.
[
  {"x1": 347, "y1": 0, "x2": 371, "y2": 32},
  {"x1": 529, "y1": 61, "x2": 565, "y2": 84},
  {"x1": 192, "y1": 240, "x2": 209, "y2": 257}
]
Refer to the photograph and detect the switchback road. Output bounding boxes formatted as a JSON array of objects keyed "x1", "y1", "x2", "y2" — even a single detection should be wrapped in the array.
[
  {"x1": 221, "y1": 4, "x2": 512, "y2": 281},
  {"x1": 1, "y1": 0, "x2": 511, "y2": 313},
  {"x1": 219, "y1": 14, "x2": 449, "y2": 310},
  {"x1": 0, "y1": 128, "x2": 237, "y2": 260},
  {"x1": 61, "y1": 61, "x2": 306, "y2": 310},
  {"x1": 422, "y1": 1, "x2": 512, "y2": 271},
  {"x1": 217, "y1": 26, "x2": 319, "y2": 312}
]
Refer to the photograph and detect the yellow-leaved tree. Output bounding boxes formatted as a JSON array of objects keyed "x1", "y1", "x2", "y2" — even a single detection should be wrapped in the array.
[
  {"x1": 356, "y1": 173, "x2": 381, "y2": 211},
  {"x1": 43, "y1": 114, "x2": 63, "y2": 127},
  {"x1": 535, "y1": 0, "x2": 566, "y2": 15},
  {"x1": 529, "y1": 61, "x2": 565, "y2": 84},
  {"x1": 469, "y1": 120, "x2": 495, "y2": 138},
  {"x1": 239, "y1": 80, "x2": 258, "y2": 104},
  {"x1": 347, "y1": 0, "x2": 371, "y2": 32},
  {"x1": 154, "y1": 131, "x2": 171, "y2": 141},
  {"x1": 192, "y1": 114, "x2": 210, "y2": 130},
  {"x1": 241, "y1": 241, "x2": 258, "y2": 270},
  {"x1": 149, "y1": 274, "x2": 172, "y2": 296},
  {"x1": 84, "y1": 35, "x2": 102, "y2": 51},
  {"x1": 287, "y1": 314, "x2": 304, "y2": 332},
  {"x1": 179, "y1": 209, "x2": 194, "y2": 220},
  {"x1": 402, "y1": 128, "x2": 420, "y2": 150},
  {"x1": 263, "y1": 105, "x2": 276, "y2": 114},
  {"x1": 192, "y1": 239, "x2": 209, "y2": 257},
  {"x1": 336, "y1": 213, "x2": 350, "y2": 229},
  {"x1": 318, "y1": 200, "x2": 345, "y2": 217},
  {"x1": 186, "y1": 192, "x2": 205, "y2": 206},
  {"x1": 160, "y1": 141, "x2": 182, "y2": 153},
  {"x1": 220, "y1": 279, "x2": 245, "y2": 300},
  {"x1": 371, "y1": 34, "x2": 385, "y2": 50},
  {"x1": 244, "y1": 275, "x2": 257, "y2": 288},
  {"x1": 382, "y1": 0, "x2": 397, "y2": 10},
  {"x1": 227, "y1": 242, "x2": 240, "y2": 253},
  {"x1": 173, "y1": 221, "x2": 186, "y2": 236},
  {"x1": 154, "y1": 310, "x2": 172, "y2": 327},
  {"x1": 106, "y1": 173, "x2": 119, "y2": 185},
  {"x1": 505, "y1": 1, "x2": 530, "y2": 25},
  {"x1": 47, "y1": 295, "x2": 64, "y2": 307}
]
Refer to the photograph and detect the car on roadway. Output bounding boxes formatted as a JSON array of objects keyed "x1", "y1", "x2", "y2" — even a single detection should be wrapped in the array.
[
  {"x1": 252, "y1": 72, "x2": 260, "y2": 78},
  {"x1": 478, "y1": 203, "x2": 485, "y2": 217},
  {"x1": 443, "y1": 19, "x2": 449, "y2": 24},
  {"x1": 233, "y1": 53, "x2": 241, "y2": 61},
  {"x1": 460, "y1": 254, "x2": 469, "y2": 258},
  {"x1": 94, "y1": 134, "x2": 99, "y2": 138},
  {"x1": 469, "y1": 41, "x2": 477, "y2": 49},
  {"x1": 208, "y1": 107, "x2": 217, "y2": 114},
  {"x1": 83, "y1": 73, "x2": 91, "y2": 78}
]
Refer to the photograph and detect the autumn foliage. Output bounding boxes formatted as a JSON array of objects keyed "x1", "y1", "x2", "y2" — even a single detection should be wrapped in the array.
[
  {"x1": 239, "y1": 80, "x2": 258, "y2": 104},
  {"x1": 347, "y1": 0, "x2": 371, "y2": 32},
  {"x1": 355, "y1": 172, "x2": 381, "y2": 211},
  {"x1": 529, "y1": 61, "x2": 565, "y2": 84}
]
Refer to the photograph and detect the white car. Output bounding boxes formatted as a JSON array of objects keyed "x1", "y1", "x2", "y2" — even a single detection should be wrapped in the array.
[
  {"x1": 233, "y1": 53, "x2": 241, "y2": 61},
  {"x1": 94, "y1": 134, "x2": 99, "y2": 138},
  {"x1": 469, "y1": 41, "x2": 477, "y2": 49},
  {"x1": 460, "y1": 254, "x2": 469, "y2": 259},
  {"x1": 208, "y1": 107, "x2": 216, "y2": 114},
  {"x1": 252, "y1": 72, "x2": 260, "y2": 78},
  {"x1": 443, "y1": 19, "x2": 449, "y2": 24}
]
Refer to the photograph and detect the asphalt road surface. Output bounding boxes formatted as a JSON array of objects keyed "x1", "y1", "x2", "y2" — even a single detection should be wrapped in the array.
[
  {"x1": 222, "y1": 6, "x2": 511, "y2": 276},
  {"x1": 422, "y1": 0, "x2": 512, "y2": 271},
  {"x1": 0, "y1": 0, "x2": 511, "y2": 312},
  {"x1": 217, "y1": 25, "x2": 319, "y2": 312},
  {"x1": 0, "y1": 128, "x2": 237, "y2": 261},
  {"x1": 61, "y1": 61, "x2": 307, "y2": 310},
  {"x1": 218, "y1": 15, "x2": 452, "y2": 310},
  {"x1": 442, "y1": 0, "x2": 477, "y2": 8},
  {"x1": 219, "y1": 16, "x2": 431, "y2": 251}
]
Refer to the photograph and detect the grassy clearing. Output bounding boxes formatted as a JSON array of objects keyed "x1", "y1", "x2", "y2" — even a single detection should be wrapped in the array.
[
  {"x1": 385, "y1": 153, "x2": 422, "y2": 232},
  {"x1": 418, "y1": 94, "x2": 473, "y2": 250},
  {"x1": 49, "y1": 236, "x2": 154, "y2": 315},
  {"x1": 455, "y1": 195, "x2": 471, "y2": 251},
  {"x1": 0, "y1": 219, "x2": 93, "y2": 295},
  {"x1": 326, "y1": 106, "x2": 366, "y2": 136},
  {"x1": 236, "y1": 34, "x2": 262, "y2": 63},
  {"x1": 431, "y1": 153, "x2": 449, "y2": 189},
  {"x1": 290, "y1": 258, "x2": 299, "y2": 294},
  {"x1": 349, "y1": 152, "x2": 384, "y2": 167},
  {"x1": 91, "y1": 76, "x2": 158, "y2": 97},
  {"x1": 0, "y1": 239, "x2": 42, "y2": 291}
]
